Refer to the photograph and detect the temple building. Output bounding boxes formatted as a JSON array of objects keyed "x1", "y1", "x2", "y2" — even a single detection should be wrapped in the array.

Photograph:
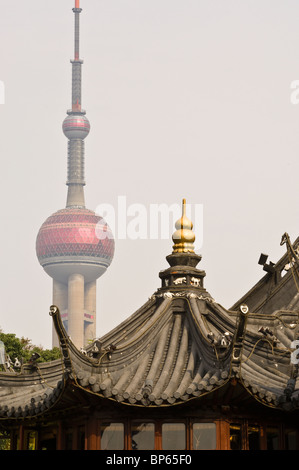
[
  {"x1": 1, "y1": 1, "x2": 299, "y2": 451},
  {"x1": 1, "y1": 202, "x2": 299, "y2": 450}
]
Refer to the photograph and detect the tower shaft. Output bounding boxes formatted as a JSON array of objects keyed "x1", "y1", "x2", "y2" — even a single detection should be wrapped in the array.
[{"x1": 66, "y1": 139, "x2": 85, "y2": 207}]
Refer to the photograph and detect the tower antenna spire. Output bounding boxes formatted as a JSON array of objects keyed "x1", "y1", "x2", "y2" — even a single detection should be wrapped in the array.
[
  {"x1": 72, "y1": 0, "x2": 82, "y2": 111},
  {"x1": 62, "y1": 0, "x2": 90, "y2": 208}
]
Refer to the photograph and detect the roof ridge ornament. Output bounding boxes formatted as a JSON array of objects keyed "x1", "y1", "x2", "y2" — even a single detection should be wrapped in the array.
[
  {"x1": 158, "y1": 199, "x2": 206, "y2": 290},
  {"x1": 172, "y1": 198, "x2": 196, "y2": 254}
]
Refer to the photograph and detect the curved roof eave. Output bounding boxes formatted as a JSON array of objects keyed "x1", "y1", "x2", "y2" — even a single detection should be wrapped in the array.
[{"x1": 52, "y1": 291, "x2": 299, "y2": 410}]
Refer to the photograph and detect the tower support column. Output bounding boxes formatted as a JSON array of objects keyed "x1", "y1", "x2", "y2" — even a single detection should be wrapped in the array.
[
  {"x1": 52, "y1": 280, "x2": 68, "y2": 347},
  {"x1": 84, "y1": 280, "x2": 97, "y2": 344},
  {"x1": 68, "y1": 273, "x2": 85, "y2": 349}
]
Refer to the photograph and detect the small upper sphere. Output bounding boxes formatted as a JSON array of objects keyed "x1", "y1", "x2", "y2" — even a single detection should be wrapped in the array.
[{"x1": 62, "y1": 114, "x2": 90, "y2": 139}]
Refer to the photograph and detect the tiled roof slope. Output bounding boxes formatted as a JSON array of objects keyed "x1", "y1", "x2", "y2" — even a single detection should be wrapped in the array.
[{"x1": 0, "y1": 359, "x2": 65, "y2": 419}]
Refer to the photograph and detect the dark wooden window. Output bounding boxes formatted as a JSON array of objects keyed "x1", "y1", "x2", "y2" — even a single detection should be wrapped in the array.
[
  {"x1": 285, "y1": 428, "x2": 298, "y2": 450},
  {"x1": 131, "y1": 422, "x2": 155, "y2": 450},
  {"x1": 248, "y1": 425, "x2": 261, "y2": 450},
  {"x1": 228, "y1": 421, "x2": 298, "y2": 450},
  {"x1": 14, "y1": 416, "x2": 298, "y2": 450},
  {"x1": 229, "y1": 423, "x2": 242, "y2": 450},
  {"x1": 192, "y1": 422, "x2": 216, "y2": 450},
  {"x1": 65, "y1": 431, "x2": 73, "y2": 450},
  {"x1": 266, "y1": 426, "x2": 280, "y2": 450},
  {"x1": 39, "y1": 429, "x2": 57, "y2": 450},
  {"x1": 100, "y1": 422, "x2": 124, "y2": 450},
  {"x1": 162, "y1": 423, "x2": 186, "y2": 450},
  {"x1": 25, "y1": 430, "x2": 38, "y2": 450}
]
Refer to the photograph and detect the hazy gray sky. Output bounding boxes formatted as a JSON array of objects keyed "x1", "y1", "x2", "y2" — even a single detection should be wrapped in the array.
[{"x1": 1, "y1": 0, "x2": 299, "y2": 349}]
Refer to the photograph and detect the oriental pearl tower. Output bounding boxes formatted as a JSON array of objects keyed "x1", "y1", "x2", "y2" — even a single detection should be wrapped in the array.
[{"x1": 36, "y1": 0, "x2": 114, "y2": 349}]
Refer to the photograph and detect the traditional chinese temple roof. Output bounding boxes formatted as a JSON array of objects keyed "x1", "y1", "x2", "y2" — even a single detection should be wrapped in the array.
[{"x1": 1, "y1": 203, "x2": 299, "y2": 421}]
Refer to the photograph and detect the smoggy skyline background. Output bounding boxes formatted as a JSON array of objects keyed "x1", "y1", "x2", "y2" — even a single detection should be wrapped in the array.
[{"x1": 1, "y1": 0, "x2": 299, "y2": 349}]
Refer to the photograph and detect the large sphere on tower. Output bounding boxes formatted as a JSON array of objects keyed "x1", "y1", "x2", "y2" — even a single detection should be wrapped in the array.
[
  {"x1": 36, "y1": 208, "x2": 114, "y2": 283},
  {"x1": 62, "y1": 114, "x2": 90, "y2": 140}
]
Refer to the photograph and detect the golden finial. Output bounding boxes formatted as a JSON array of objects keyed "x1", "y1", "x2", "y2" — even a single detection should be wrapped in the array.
[{"x1": 172, "y1": 198, "x2": 195, "y2": 253}]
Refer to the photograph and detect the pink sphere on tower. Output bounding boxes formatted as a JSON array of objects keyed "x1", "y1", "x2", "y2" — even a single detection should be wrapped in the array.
[{"x1": 36, "y1": 208, "x2": 114, "y2": 283}]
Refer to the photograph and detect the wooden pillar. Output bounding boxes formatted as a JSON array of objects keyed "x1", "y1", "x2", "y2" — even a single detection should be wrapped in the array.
[
  {"x1": 9, "y1": 431, "x2": 14, "y2": 451},
  {"x1": 56, "y1": 421, "x2": 63, "y2": 450},
  {"x1": 18, "y1": 424, "x2": 24, "y2": 450},
  {"x1": 155, "y1": 422, "x2": 162, "y2": 450},
  {"x1": 86, "y1": 418, "x2": 98, "y2": 450},
  {"x1": 186, "y1": 419, "x2": 191, "y2": 450},
  {"x1": 73, "y1": 425, "x2": 78, "y2": 450},
  {"x1": 218, "y1": 420, "x2": 230, "y2": 450},
  {"x1": 124, "y1": 420, "x2": 129, "y2": 450}
]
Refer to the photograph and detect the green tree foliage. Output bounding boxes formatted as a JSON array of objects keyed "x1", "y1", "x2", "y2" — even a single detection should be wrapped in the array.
[
  {"x1": 0, "y1": 431, "x2": 11, "y2": 450},
  {"x1": 0, "y1": 329, "x2": 60, "y2": 369}
]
